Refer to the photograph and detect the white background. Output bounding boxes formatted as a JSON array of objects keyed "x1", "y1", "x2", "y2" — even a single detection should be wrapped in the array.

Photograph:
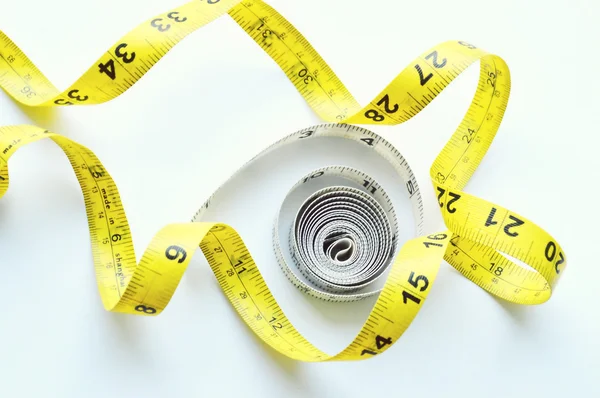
[{"x1": 0, "y1": 0, "x2": 597, "y2": 396}]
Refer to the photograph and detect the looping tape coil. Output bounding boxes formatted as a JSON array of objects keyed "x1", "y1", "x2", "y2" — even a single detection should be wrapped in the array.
[
  {"x1": 0, "y1": 0, "x2": 566, "y2": 362},
  {"x1": 289, "y1": 176, "x2": 397, "y2": 300}
]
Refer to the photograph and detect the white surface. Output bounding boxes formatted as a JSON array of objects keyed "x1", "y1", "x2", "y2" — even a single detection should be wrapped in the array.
[{"x1": 0, "y1": 0, "x2": 597, "y2": 396}]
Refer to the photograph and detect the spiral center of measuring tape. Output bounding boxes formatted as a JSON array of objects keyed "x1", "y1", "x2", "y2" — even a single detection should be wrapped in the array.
[
  {"x1": 291, "y1": 186, "x2": 395, "y2": 294},
  {"x1": 324, "y1": 234, "x2": 355, "y2": 263}
]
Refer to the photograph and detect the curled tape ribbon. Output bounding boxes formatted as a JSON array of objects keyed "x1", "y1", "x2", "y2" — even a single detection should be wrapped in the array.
[{"x1": 0, "y1": 0, "x2": 566, "y2": 361}]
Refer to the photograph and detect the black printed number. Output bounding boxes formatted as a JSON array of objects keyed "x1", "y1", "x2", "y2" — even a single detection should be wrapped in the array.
[
  {"x1": 165, "y1": 245, "x2": 188, "y2": 263},
  {"x1": 89, "y1": 165, "x2": 104, "y2": 178},
  {"x1": 302, "y1": 171, "x2": 324, "y2": 183},
  {"x1": 415, "y1": 64, "x2": 433, "y2": 86},
  {"x1": 21, "y1": 86, "x2": 36, "y2": 98},
  {"x1": 436, "y1": 187, "x2": 461, "y2": 213},
  {"x1": 54, "y1": 98, "x2": 73, "y2": 106},
  {"x1": 115, "y1": 43, "x2": 136, "y2": 63},
  {"x1": 151, "y1": 18, "x2": 170, "y2": 32},
  {"x1": 97, "y1": 42, "x2": 136, "y2": 80},
  {"x1": 270, "y1": 316, "x2": 283, "y2": 331},
  {"x1": 375, "y1": 335, "x2": 392, "y2": 349},
  {"x1": 425, "y1": 50, "x2": 447, "y2": 68},
  {"x1": 406, "y1": 180, "x2": 415, "y2": 195},
  {"x1": 402, "y1": 271, "x2": 430, "y2": 306},
  {"x1": 360, "y1": 349, "x2": 378, "y2": 356},
  {"x1": 487, "y1": 71, "x2": 496, "y2": 88},
  {"x1": 376, "y1": 94, "x2": 399, "y2": 113},
  {"x1": 545, "y1": 241, "x2": 565, "y2": 274},
  {"x1": 135, "y1": 305, "x2": 156, "y2": 314},
  {"x1": 360, "y1": 137, "x2": 374, "y2": 146},
  {"x1": 485, "y1": 208, "x2": 525, "y2": 237},
  {"x1": 408, "y1": 271, "x2": 429, "y2": 291},
  {"x1": 363, "y1": 179, "x2": 377, "y2": 194},
  {"x1": 364, "y1": 109, "x2": 384, "y2": 122},
  {"x1": 167, "y1": 11, "x2": 187, "y2": 23},
  {"x1": 402, "y1": 291, "x2": 421, "y2": 305},
  {"x1": 485, "y1": 207, "x2": 498, "y2": 226},
  {"x1": 504, "y1": 215, "x2": 524, "y2": 237},
  {"x1": 233, "y1": 259, "x2": 247, "y2": 275},
  {"x1": 298, "y1": 130, "x2": 314, "y2": 139},
  {"x1": 363, "y1": 94, "x2": 399, "y2": 123},
  {"x1": 151, "y1": 11, "x2": 187, "y2": 32},
  {"x1": 67, "y1": 89, "x2": 88, "y2": 102},
  {"x1": 463, "y1": 128, "x2": 476, "y2": 143},
  {"x1": 423, "y1": 233, "x2": 447, "y2": 249},
  {"x1": 298, "y1": 68, "x2": 313, "y2": 84},
  {"x1": 360, "y1": 335, "x2": 392, "y2": 356},
  {"x1": 98, "y1": 59, "x2": 116, "y2": 80},
  {"x1": 489, "y1": 263, "x2": 503, "y2": 276}
]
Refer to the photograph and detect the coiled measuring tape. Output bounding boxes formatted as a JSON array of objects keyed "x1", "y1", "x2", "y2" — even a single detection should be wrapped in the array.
[
  {"x1": 277, "y1": 168, "x2": 402, "y2": 302},
  {"x1": 0, "y1": 0, "x2": 566, "y2": 361},
  {"x1": 194, "y1": 135, "x2": 422, "y2": 302}
]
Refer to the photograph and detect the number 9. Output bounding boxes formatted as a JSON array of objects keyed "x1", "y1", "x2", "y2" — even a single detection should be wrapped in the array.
[{"x1": 165, "y1": 245, "x2": 188, "y2": 263}]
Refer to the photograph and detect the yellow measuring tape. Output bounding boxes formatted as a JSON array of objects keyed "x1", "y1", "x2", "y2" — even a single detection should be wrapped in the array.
[{"x1": 0, "y1": 0, "x2": 566, "y2": 361}]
